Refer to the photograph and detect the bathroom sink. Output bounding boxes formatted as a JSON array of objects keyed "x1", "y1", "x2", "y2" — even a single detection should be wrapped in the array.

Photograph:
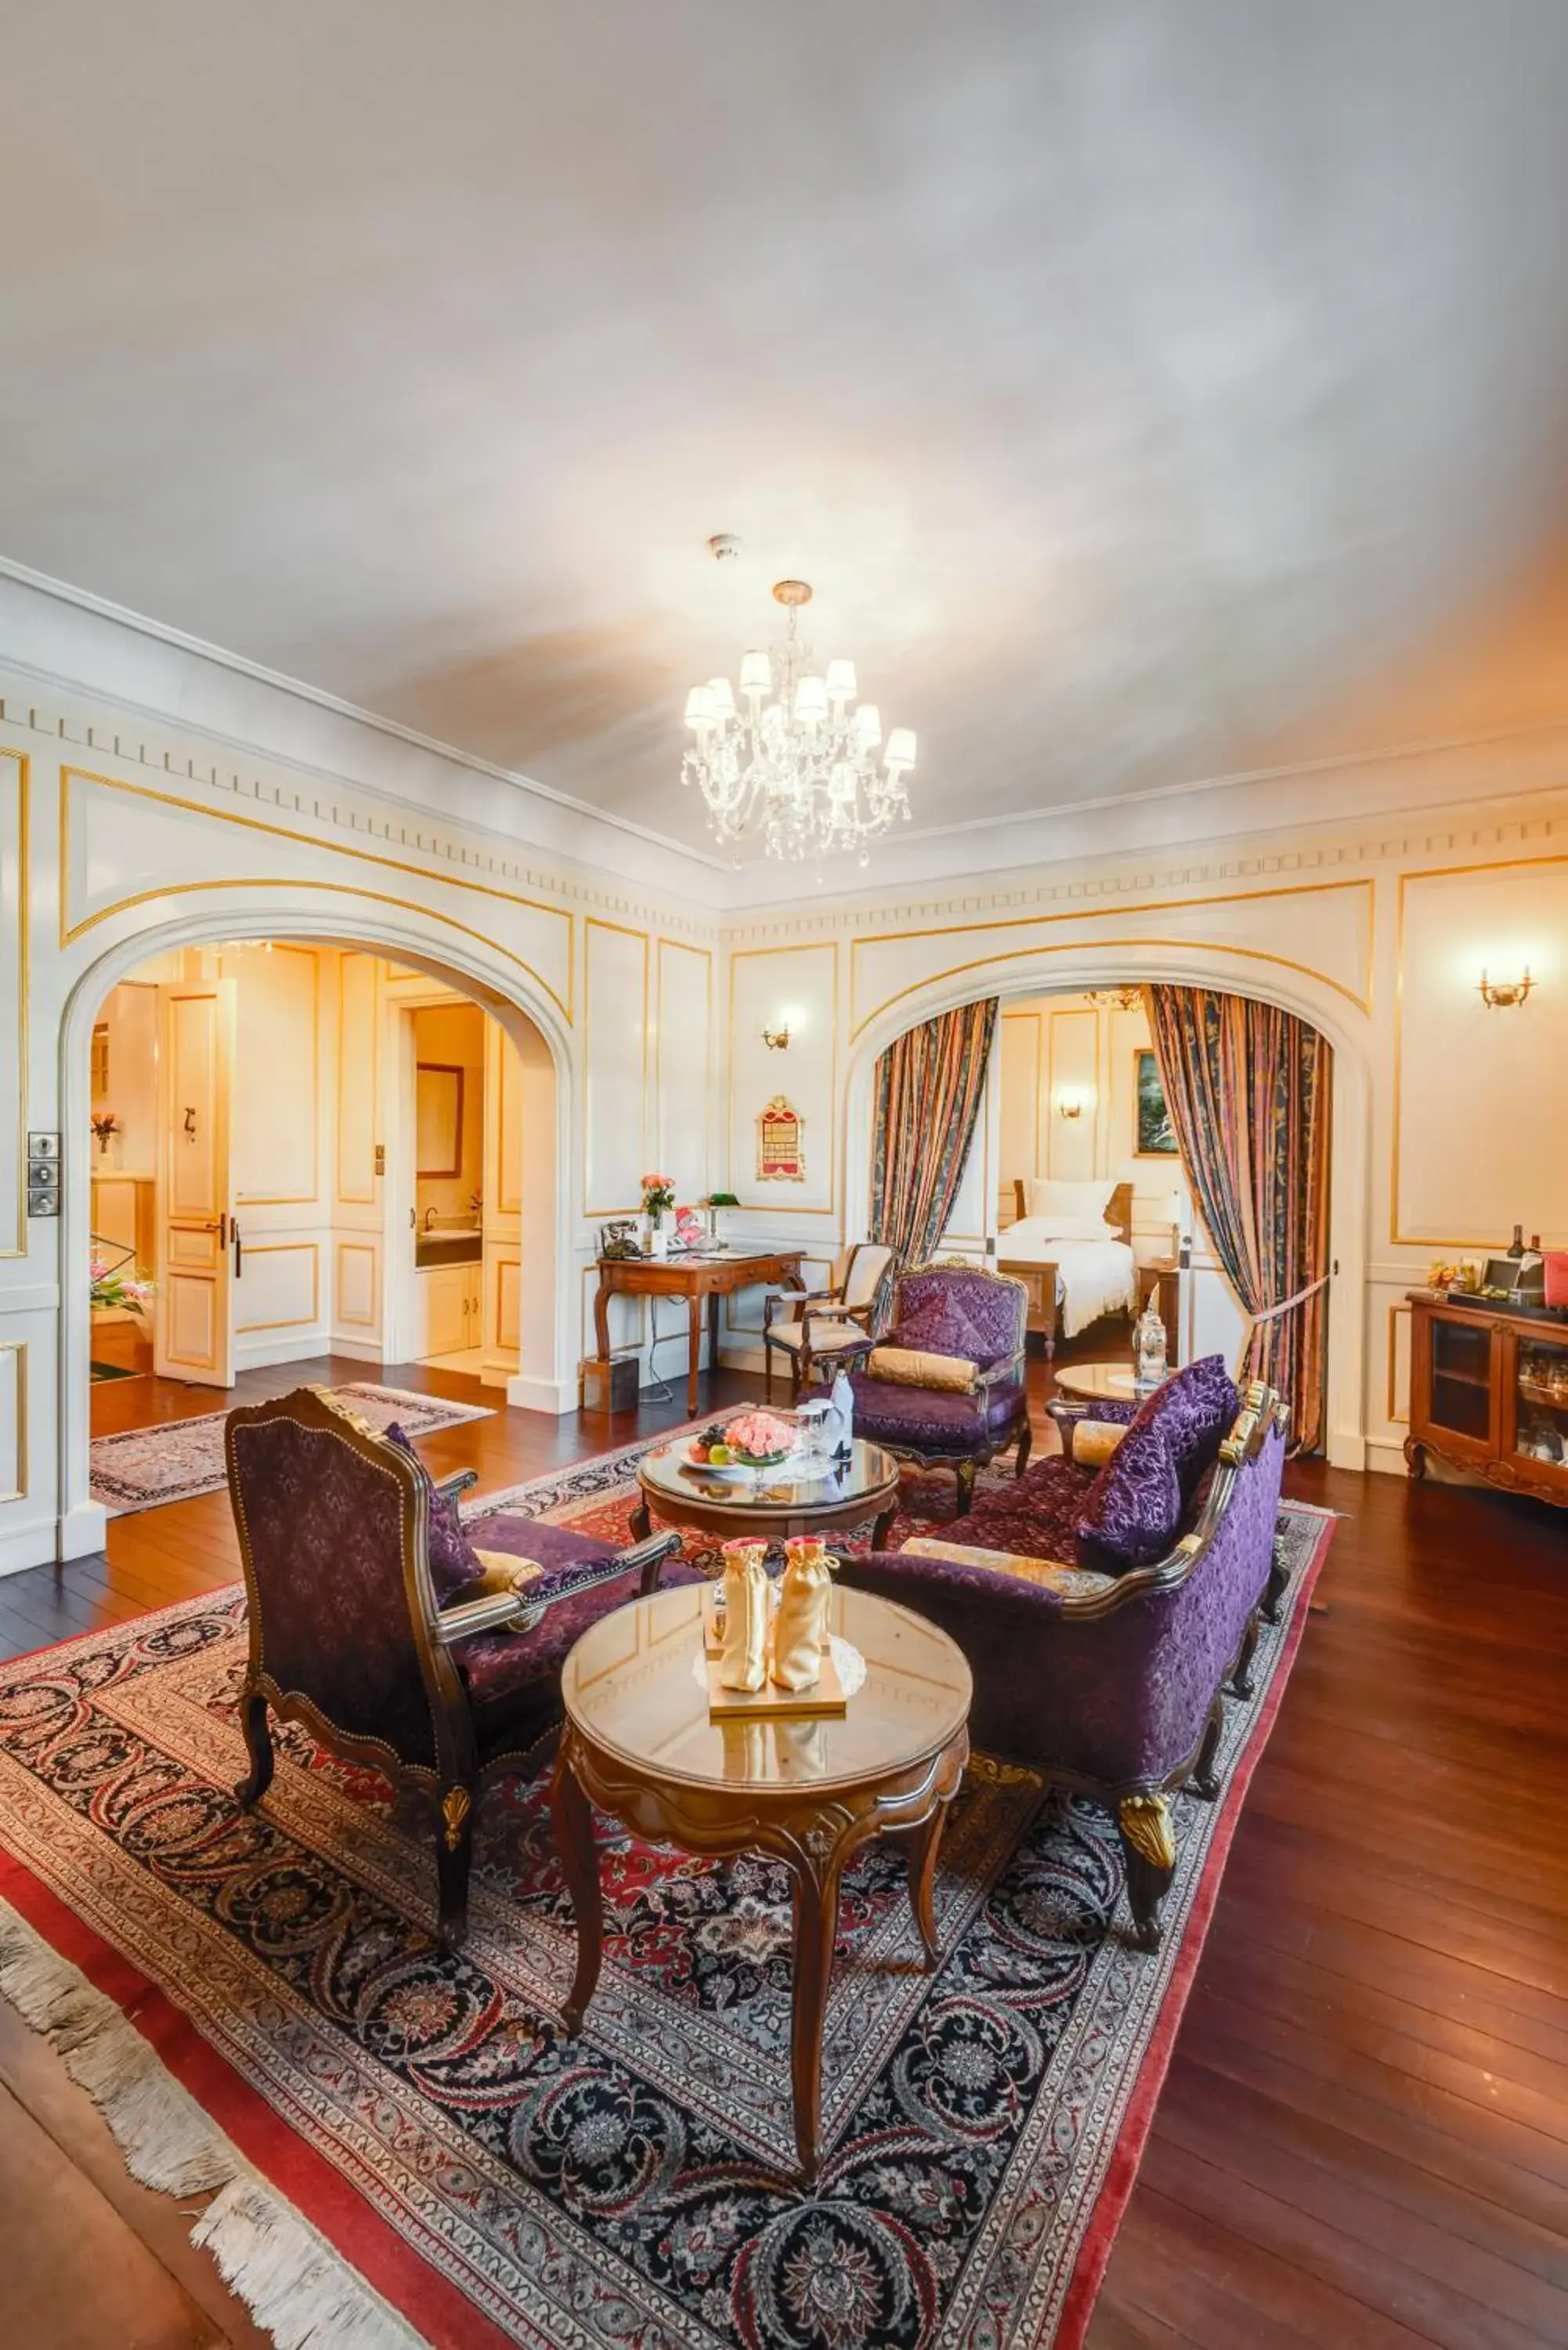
[{"x1": 415, "y1": 1231, "x2": 483, "y2": 1268}]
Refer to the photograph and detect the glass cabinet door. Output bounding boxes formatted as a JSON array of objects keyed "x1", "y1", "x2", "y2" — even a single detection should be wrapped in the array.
[
  {"x1": 1427, "y1": 1316, "x2": 1493, "y2": 1444},
  {"x1": 1513, "y1": 1336, "x2": 1568, "y2": 1471}
]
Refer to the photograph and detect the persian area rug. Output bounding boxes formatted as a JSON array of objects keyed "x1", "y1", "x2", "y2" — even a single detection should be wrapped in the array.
[
  {"x1": 89, "y1": 1381, "x2": 492, "y2": 1517},
  {"x1": 0, "y1": 1456, "x2": 1334, "y2": 2350}
]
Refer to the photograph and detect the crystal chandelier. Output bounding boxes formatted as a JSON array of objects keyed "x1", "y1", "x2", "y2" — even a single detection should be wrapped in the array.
[{"x1": 681, "y1": 580, "x2": 916, "y2": 866}]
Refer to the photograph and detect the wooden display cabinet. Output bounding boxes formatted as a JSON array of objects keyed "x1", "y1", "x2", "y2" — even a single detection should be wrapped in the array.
[{"x1": 1406, "y1": 1290, "x2": 1568, "y2": 1508}]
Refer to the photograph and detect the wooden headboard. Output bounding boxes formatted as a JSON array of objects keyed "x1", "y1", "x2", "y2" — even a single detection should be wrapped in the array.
[{"x1": 1012, "y1": 1177, "x2": 1135, "y2": 1245}]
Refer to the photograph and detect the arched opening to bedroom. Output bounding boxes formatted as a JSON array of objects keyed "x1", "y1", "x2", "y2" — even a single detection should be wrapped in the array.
[
  {"x1": 60, "y1": 906, "x2": 569, "y2": 1549},
  {"x1": 845, "y1": 957, "x2": 1369, "y2": 1469}
]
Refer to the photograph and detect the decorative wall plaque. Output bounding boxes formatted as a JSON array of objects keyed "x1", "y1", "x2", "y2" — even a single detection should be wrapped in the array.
[{"x1": 757, "y1": 1096, "x2": 805, "y2": 1181}]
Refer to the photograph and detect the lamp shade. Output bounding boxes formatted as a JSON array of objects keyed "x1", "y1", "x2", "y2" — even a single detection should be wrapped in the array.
[
  {"x1": 684, "y1": 685, "x2": 716, "y2": 726},
  {"x1": 793, "y1": 674, "x2": 828, "y2": 724},
  {"x1": 853, "y1": 702, "x2": 882, "y2": 747},
  {"x1": 706, "y1": 676, "x2": 737, "y2": 720},
  {"x1": 885, "y1": 726, "x2": 916, "y2": 767},
  {"x1": 825, "y1": 658, "x2": 857, "y2": 699},
  {"x1": 739, "y1": 649, "x2": 772, "y2": 696}
]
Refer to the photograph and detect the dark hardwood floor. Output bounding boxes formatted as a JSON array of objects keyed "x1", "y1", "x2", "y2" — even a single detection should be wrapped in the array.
[{"x1": 2, "y1": 1328, "x2": 1564, "y2": 2346}]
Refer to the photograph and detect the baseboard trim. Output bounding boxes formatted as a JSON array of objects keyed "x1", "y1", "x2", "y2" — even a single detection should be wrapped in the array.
[{"x1": 504, "y1": 1372, "x2": 576, "y2": 1416}]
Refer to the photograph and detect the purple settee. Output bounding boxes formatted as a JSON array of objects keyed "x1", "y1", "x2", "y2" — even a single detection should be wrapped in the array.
[
  {"x1": 224, "y1": 1386, "x2": 695, "y2": 1944},
  {"x1": 847, "y1": 1261, "x2": 1033, "y2": 1512},
  {"x1": 838, "y1": 1357, "x2": 1290, "y2": 1947}
]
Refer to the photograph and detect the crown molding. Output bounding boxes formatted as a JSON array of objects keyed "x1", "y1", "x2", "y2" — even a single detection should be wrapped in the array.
[
  {"x1": 718, "y1": 777, "x2": 1568, "y2": 945},
  {"x1": 0, "y1": 558, "x2": 729, "y2": 911}
]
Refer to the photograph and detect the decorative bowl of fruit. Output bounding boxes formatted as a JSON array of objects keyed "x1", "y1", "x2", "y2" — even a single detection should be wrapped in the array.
[{"x1": 688, "y1": 1411, "x2": 799, "y2": 1480}]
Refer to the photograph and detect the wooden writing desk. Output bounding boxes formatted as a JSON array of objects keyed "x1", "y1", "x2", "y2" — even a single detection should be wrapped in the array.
[{"x1": 592, "y1": 1249, "x2": 805, "y2": 1417}]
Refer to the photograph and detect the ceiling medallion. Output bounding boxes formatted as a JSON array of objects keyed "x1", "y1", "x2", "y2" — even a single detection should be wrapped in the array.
[{"x1": 682, "y1": 577, "x2": 916, "y2": 867}]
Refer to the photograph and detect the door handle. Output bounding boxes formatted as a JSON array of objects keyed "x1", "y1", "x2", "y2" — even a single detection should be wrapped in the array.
[{"x1": 232, "y1": 1218, "x2": 243, "y2": 1278}]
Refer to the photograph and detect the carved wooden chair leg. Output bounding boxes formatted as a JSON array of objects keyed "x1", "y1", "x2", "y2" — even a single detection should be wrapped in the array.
[
  {"x1": 1117, "y1": 1793, "x2": 1176, "y2": 1951},
  {"x1": 1263, "y1": 1530, "x2": 1290, "y2": 1624},
  {"x1": 435, "y1": 1781, "x2": 476, "y2": 1950},
  {"x1": 236, "y1": 1690, "x2": 275, "y2": 1810},
  {"x1": 1191, "y1": 1702, "x2": 1225, "y2": 1801},
  {"x1": 1229, "y1": 1609, "x2": 1262, "y2": 1702},
  {"x1": 954, "y1": 1458, "x2": 977, "y2": 1517},
  {"x1": 1014, "y1": 1416, "x2": 1034, "y2": 1477}
]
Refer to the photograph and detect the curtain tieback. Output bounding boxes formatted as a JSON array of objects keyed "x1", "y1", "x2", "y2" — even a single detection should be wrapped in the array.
[{"x1": 1248, "y1": 1273, "x2": 1330, "y2": 1326}]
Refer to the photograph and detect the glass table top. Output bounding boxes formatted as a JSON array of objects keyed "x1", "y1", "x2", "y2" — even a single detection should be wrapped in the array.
[
  {"x1": 638, "y1": 1434, "x2": 898, "y2": 1514},
  {"x1": 560, "y1": 1584, "x2": 971, "y2": 1792}
]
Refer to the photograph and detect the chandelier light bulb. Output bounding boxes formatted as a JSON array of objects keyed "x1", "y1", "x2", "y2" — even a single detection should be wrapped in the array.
[{"x1": 678, "y1": 574, "x2": 918, "y2": 865}]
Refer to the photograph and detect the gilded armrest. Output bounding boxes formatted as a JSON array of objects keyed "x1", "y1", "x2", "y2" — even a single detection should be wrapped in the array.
[{"x1": 433, "y1": 1466, "x2": 479, "y2": 1501}]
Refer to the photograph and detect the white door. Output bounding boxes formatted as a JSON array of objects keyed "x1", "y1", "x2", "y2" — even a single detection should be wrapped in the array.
[{"x1": 154, "y1": 979, "x2": 237, "y2": 1386}]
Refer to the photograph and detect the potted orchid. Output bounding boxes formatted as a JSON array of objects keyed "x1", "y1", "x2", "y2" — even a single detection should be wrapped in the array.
[
  {"x1": 91, "y1": 1110, "x2": 121, "y2": 1161},
  {"x1": 641, "y1": 1170, "x2": 675, "y2": 1257}
]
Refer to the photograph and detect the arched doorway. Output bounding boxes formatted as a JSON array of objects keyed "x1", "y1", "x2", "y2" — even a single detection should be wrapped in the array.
[
  {"x1": 844, "y1": 949, "x2": 1370, "y2": 1469},
  {"x1": 59, "y1": 900, "x2": 573, "y2": 1559}
]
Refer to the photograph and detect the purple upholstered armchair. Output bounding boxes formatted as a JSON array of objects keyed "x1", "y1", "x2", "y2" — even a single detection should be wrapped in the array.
[
  {"x1": 847, "y1": 1260, "x2": 1032, "y2": 1512},
  {"x1": 224, "y1": 1386, "x2": 692, "y2": 1944},
  {"x1": 839, "y1": 1379, "x2": 1290, "y2": 1948}
]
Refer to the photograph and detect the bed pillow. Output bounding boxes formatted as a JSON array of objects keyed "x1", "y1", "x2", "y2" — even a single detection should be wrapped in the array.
[
  {"x1": 1024, "y1": 1176, "x2": 1116, "y2": 1224},
  {"x1": 1007, "y1": 1213, "x2": 1121, "y2": 1245}
]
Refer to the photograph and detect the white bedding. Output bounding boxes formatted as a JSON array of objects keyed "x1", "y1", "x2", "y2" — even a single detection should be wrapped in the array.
[{"x1": 999, "y1": 1220, "x2": 1140, "y2": 1339}]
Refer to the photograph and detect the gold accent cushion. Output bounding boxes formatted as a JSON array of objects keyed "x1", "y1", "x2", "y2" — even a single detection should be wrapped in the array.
[
  {"x1": 901, "y1": 1535, "x2": 1115, "y2": 1598},
  {"x1": 471, "y1": 1549, "x2": 545, "y2": 1596},
  {"x1": 865, "y1": 1345, "x2": 979, "y2": 1393},
  {"x1": 1072, "y1": 1420, "x2": 1128, "y2": 1468}
]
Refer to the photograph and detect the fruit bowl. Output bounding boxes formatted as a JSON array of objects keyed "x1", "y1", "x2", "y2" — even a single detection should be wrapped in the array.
[{"x1": 688, "y1": 1410, "x2": 800, "y2": 1478}]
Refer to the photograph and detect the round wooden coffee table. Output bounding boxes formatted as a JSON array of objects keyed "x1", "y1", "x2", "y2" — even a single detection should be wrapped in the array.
[
  {"x1": 1052, "y1": 1359, "x2": 1145, "y2": 1404},
  {"x1": 550, "y1": 1582, "x2": 971, "y2": 2182},
  {"x1": 630, "y1": 1434, "x2": 902, "y2": 1556}
]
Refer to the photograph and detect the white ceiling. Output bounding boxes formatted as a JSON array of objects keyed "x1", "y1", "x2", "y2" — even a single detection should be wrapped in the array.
[{"x1": 6, "y1": 1, "x2": 1568, "y2": 861}]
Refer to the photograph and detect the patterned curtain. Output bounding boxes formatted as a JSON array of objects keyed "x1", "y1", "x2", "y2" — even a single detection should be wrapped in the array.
[
  {"x1": 871, "y1": 999, "x2": 999, "y2": 1274},
  {"x1": 1145, "y1": 985, "x2": 1332, "y2": 1453}
]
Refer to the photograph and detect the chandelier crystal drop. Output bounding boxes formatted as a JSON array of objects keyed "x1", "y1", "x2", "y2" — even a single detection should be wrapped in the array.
[{"x1": 681, "y1": 580, "x2": 916, "y2": 866}]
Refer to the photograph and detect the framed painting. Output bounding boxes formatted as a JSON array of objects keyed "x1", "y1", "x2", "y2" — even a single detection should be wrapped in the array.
[{"x1": 1134, "y1": 1049, "x2": 1179, "y2": 1158}]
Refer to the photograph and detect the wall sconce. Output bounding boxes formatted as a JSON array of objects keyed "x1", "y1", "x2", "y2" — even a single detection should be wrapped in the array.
[
  {"x1": 1478, "y1": 967, "x2": 1534, "y2": 1010},
  {"x1": 762, "y1": 1023, "x2": 790, "y2": 1050},
  {"x1": 1057, "y1": 1086, "x2": 1086, "y2": 1120}
]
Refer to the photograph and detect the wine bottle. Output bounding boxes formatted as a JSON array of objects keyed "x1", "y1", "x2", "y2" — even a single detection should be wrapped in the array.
[{"x1": 1508, "y1": 1224, "x2": 1524, "y2": 1259}]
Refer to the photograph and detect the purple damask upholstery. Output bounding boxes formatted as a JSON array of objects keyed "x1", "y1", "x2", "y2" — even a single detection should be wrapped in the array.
[
  {"x1": 850, "y1": 1373, "x2": 1028, "y2": 1456},
  {"x1": 840, "y1": 1408, "x2": 1286, "y2": 1790},
  {"x1": 888, "y1": 1265, "x2": 1025, "y2": 1370},
  {"x1": 454, "y1": 1556, "x2": 706, "y2": 1763},
  {"x1": 952, "y1": 1454, "x2": 1097, "y2": 1560},
  {"x1": 224, "y1": 1388, "x2": 686, "y2": 1944},
  {"x1": 1072, "y1": 1358, "x2": 1239, "y2": 1574},
  {"x1": 384, "y1": 1423, "x2": 486, "y2": 1601},
  {"x1": 229, "y1": 1412, "x2": 442, "y2": 1768}
]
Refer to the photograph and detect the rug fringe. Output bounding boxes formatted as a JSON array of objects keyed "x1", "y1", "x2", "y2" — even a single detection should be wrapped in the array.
[{"x1": 0, "y1": 1899, "x2": 427, "y2": 2349}]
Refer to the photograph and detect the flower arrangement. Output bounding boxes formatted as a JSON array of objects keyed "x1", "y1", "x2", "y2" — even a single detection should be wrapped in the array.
[
  {"x1": 91, "y1": 1111, "x2": 120, "y2": 1155},
  {"x1": 91, "y1": 1252, "x2": 152, "y2": 1316},
  {"x1": 641, "y1": 1170, "x2": 675, "y2": 1217},
  {"x1": 724, "y1": 1408, "x2": 798, "y2": 1469}
]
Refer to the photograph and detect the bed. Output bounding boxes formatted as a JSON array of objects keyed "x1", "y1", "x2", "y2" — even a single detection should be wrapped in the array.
[{"x1": 998, "y1": 1177, "x2": 1140, "y2": 1357}]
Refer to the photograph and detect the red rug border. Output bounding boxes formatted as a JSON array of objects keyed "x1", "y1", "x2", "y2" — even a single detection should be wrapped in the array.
[
  {"x1": 1, "y1": 1471, "x2": 1335, "y2": 2350},
  {"x1": 0, "y1": 1853, "x2": 521, "y2": 2350},
  {"x1": 1052, "y1": 1499, "x2": 1338, "y2": 2350}
]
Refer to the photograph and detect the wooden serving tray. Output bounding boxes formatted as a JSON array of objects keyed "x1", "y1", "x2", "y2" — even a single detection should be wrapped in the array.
[{"x1": 704, "y1": 1646, "x2": 847, "y2": 1720}]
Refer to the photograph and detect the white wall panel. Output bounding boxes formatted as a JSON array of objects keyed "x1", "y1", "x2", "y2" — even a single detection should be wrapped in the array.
[
  {"x1": 334, "y1": 1240, "x2": 378, "y2": 1328},
  {"x1": 235, "y1": 1242, "x2": 319, "y2": 1335},
  {"x1": 729, "y1": 945, "x2": 836, "y2": 1219},
  {"x1": 336, "y1": 951, "x2": 380, "y2": 1205},
  {"x1": 229, "y1": 945, "x2": 320, "y2": 1204},
  {"x1": 583, "y1": 920, "x2": 649, "y2": 1214},
  {"x1": 656, "y1": 940, "x2": 712, "y2": 1207}
]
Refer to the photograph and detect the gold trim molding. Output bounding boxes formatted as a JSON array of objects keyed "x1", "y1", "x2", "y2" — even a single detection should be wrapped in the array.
[
  {"x1": 0, "y1": 1340, "x2": 27, "y2": 1503},
  {"x1": 1, "y1": 752, "x2": 27, "y2": 1258},
  {"x1": 59, "y1": 767, "x2": 576, "y2": 1023}
]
